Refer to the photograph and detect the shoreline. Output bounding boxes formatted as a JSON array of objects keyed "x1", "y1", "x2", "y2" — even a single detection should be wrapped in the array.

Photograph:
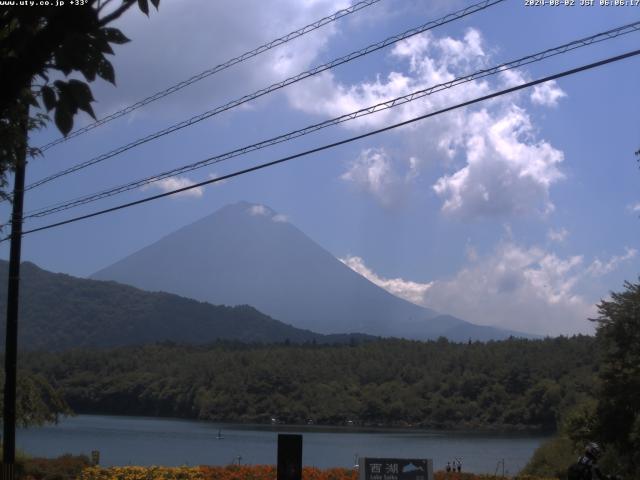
[{"x1": 52, "y1": 412, "x2": 555, "y2": 436}]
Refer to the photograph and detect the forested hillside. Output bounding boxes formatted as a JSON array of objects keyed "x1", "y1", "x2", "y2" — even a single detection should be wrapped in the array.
[
  {"x1": 23, "y1": 336, "x2": 598, "y2": 430},
  {"x1": 0, "y1": 261, "x2": 371, "y2": 349}
]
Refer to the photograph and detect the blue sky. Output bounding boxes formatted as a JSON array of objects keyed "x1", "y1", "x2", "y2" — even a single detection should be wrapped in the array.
[{"x1": 2, "y1": 0, "x2": 639, "y2": 336}]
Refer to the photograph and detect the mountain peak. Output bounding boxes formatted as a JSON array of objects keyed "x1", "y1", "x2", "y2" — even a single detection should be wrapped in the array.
[{"x1": 92, "y1": 202, "x2": 528, "y2": 341}]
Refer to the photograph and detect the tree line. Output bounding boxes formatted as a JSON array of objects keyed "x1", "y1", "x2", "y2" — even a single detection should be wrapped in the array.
[{"x1": 21, "y1": 335, "x2": 598, "y2": 431}]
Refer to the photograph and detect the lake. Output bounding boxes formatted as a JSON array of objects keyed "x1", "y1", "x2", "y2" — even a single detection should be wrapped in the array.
[{"x1": 17, "y1": 415, "x2": 550, "y2": 475}]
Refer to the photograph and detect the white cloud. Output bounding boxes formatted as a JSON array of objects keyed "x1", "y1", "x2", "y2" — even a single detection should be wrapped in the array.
[
  {"x1": 627, "y1": 202, "x2": 640, "y2": 213},
  {"x1": 285, "y1": 28, "x2": 566, "y2": 219},
  {"x1": 498, "y1": 68, "x2": 528, "y2": 89},
  {"x1": 340, "y1": 255, "x2": 432, "y2": 306},
  {"x1": 587, "y1": 247, "x2": 638, "y2": 277},
  {"x1": 286, "y1": 29, "x2": 490, "y2": 132},
  {"x1": 248, "y1": 205, "x2": 270, "y2": 216},
  {"x1": 272, "y1": 213, "x2": 289, "y2": 223},
  {"x1": 95, "y1": 0, "x2": 348, "y2": 119},
  {"x1": 146, "y1": 176, "x2": 203, "y2": 198},
  {"x1": 341, "y1": 243, "x2": 600, "y2": 336},
  {"x1": 433, "y1": 106, "x2": 564, "y2": 218},
  {"x1": 465, "y1": 242, "x2": 478, "y2": 262},
  {"x1": 423, "y1": 242, "x2": 596, "y2": 335},
  {"x1": 548, "y1": 227, "x2": 569, "y2": 243},
  {"x1": 341, "y1": 148, "x2": 413, "y2": 206},
  {"x1": 208, "y1": 172, "x2": 227, "y2": 185},
  {"x1": 530, "y1": 80, "x2": 567, "y2": 107}
]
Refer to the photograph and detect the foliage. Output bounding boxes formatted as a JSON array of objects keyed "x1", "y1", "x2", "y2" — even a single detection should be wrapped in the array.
[
  {"x1": 0, "y1": 369, "x2": 70, "y2": 427},
  {"x1": 520, "y1": 435, "x2": 576, "y2": 478},
  {"x1": 591, "y1": 279, "x2": 640, "y2": 477},
  {"x1": 0, "y1": 0, "x2": 159, "y2": 196},
  {"x1": 22, "y1": 336, "x2": 598, "y2": 430},
  {"x1": 560, "y1": 400, "x2": 598, "y2": 449},
  {"x1": 18, "y1": 454, "x2": 90, "y2": 480},
  {"x1": 78, "y1": 466, "x2": 557, "y2": 480},
  {"x1": 0, "y1": 261, "x2": 369, "y2": 349}
]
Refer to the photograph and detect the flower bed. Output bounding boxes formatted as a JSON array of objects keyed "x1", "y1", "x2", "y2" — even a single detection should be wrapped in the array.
[{"x1": 79, "y1": 465, "x2": 558, "y2": 480}]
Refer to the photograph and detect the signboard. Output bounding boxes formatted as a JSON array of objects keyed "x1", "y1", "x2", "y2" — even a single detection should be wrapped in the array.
[
  {"x1": 359, "y1": 458, "x2": 433, "y2": 480},
  {"x1": 277, "y1": 434, "x2": 302, "y2": 480}
]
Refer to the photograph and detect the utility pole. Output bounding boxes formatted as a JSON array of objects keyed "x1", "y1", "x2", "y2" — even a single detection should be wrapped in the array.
[{"x1": 2, "y1": 106, "x2": 28, "y2": 480}]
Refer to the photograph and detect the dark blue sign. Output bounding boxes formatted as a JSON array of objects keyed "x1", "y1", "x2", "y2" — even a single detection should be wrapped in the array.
[{"x1": 360, "y1": 458, "x2": 433, "y2": 480}]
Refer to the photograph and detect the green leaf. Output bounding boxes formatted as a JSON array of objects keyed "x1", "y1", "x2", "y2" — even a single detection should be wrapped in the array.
[
  {"x1": 137, "y1": 0, "x2": 149, "y2": 15},
  {"x1": 67, "y1": 79, "x2": 95, "y2": 104},
  {"x1": 55, "y1": 82, "x2": 79, "y2": 117},
  {"x1": 102, "y1": 27, "x2": 130, "y2": 45},
  {"x1": 91, "y1": 34, "x2": 114, "y2": 55},
  {"x1": 97, "y1": 58, "x2": 115, "y2": 84},
  {"x1": 41, "y1": 86, "x2": 56, "y2": 111},
  {"x1": 79, "y1": 51, "x2": 99, "y2": 82},
  {"x1": 53, "y1": 49, "x2": 73, "y2": 75},
  {"x1": 54, "y1": 106, "x2": 73, "y2": 136},
  {"x1": 67, "y1": 80, "x2": 96, "y2": 119},
  {"x1": 77, "y1": 102, "x2": 96, "y2": 119}
]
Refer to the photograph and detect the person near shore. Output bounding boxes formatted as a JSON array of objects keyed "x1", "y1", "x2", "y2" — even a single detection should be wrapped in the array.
[
  {"x1": 568, "y1": 442, "x2": 605, "y2": 480},
  {"x1": 445, "y1": 462, "x2": 451, "y2": 473},
  {"x1": 456, "y1": 459, "x2": 461, "y2": 472}
]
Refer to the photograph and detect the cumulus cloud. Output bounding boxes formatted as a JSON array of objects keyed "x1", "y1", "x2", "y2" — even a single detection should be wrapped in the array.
[
  {"x1": 248, "y1": 205, "x2": 270, "y2": 216},
  {"x1": 286, "y1": 29, "x2": 489, "y2": 132},
  {"x1": 587, "y1": 247, "x2": 638, "y2": 277},
  {"x1": 208, "y1": 172, "x2": 228, "y2": 185},
  {"x1": 498, "y1": 68, "x2": 528, "y2": 89},
  {"x1": 341, "y1": 148, "x2": 413, "y2": 205},
  {"x1": 341, "y1": 243, "x2": 601, "y2": 336},
  {"x1": 433, "y1": 106, "x2": 564, "y2": 217},
  {"x1": 145, "y1": 176, "x2": 203, "y2": 198},
  {"x1": 284, "y1": 28, "x2": 566, "y2": 218},
  {"x1": 627, "y1": 202, "x2": 640, "y2": 213},
  {"x1": 465, "y1": 242, "x2": 479, "y2": 262},
  {"x1": 340, "y1": 255, "x2": 433, "y2": 306},
  {"x1": 423, "y1": 242, "x2": 595, "y2": 335},
  {"x1": 530, "y1": 80, "x2": 567, "y2": 107},
  {"x1": 95, "y1": 0, "x2": 349, "y2": 119},
  {"x1": 547, "y1": 227, "x2": 569, "y2": 243}
]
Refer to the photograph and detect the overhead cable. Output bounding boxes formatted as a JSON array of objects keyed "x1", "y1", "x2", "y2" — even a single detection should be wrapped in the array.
[
  {"x1": 23, "y1": 20, "x2": 640, "y2": 219},
  {"x1": 8, "y1": 48, "x2": 639, "y2": 241},
  {"x1": 23, "y1": 0, "x2": 504, "y2": 194},
  {"x1": 37, "y1": 0, "x2": 385, "y2": 152}
]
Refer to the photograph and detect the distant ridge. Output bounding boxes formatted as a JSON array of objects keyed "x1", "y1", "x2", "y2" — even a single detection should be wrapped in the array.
[
  {"x1": 0, "y1": 260, "x2": 372, "y2": 350},
  {"x1": 92, "y1": 201, "x2": 530, "y2": 341}
]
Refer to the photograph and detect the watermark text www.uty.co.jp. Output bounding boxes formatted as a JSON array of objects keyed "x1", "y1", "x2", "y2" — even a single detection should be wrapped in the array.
[{"x1": 0, "y1": 0, "x2": 89, "y2": 6}]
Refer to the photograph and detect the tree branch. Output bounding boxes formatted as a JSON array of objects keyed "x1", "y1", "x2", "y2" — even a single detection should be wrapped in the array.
[{"x1": 98, "y1": 0, "x2": 137, "y2": 27}]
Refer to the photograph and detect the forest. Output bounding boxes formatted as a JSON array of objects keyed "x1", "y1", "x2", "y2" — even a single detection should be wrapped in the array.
[
  {"x1": 21, "y1": 335, "x2": 597, "y2": 431},
  {"x1": 0, "y1": 260, "x2": 371, "y2": 349}
]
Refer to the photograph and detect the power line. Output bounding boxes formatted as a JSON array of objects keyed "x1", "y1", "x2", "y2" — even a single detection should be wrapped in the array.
[
  {"x1": 22, "y1": 20, "x2": 640, "y2": 220},
  {"x1": 36, "y1": 0, "x2": 385, "y2": 152},
  {"x1": 22, "y1": 0, "x2": 504, "y2": 194},
  {"x1": 8, "y1": 48, "x2": 640, "y2": 241}
]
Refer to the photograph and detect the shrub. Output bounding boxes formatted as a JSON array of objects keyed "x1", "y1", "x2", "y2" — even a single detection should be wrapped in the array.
[{"x1": 19, "y1": 454, "x2": 91, "y2": 480}]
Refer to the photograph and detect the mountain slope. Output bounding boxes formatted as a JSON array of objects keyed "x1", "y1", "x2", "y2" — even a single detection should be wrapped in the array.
[
  {"x1": 92, "y1": 202, "x2": 527, "y2": 341},
  {"x1": 0, "y1": 261, "x2": 370, "y2": 350}
]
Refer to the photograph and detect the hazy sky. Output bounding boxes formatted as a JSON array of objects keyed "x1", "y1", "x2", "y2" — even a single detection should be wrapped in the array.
[{"x1": 2, "y1": 0, "x2": 639, "y2": 336}]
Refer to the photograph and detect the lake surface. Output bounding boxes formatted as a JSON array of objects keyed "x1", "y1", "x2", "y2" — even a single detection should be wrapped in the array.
[{"x1": 17, "y1": 415, "x2": 549, "y2": 475}]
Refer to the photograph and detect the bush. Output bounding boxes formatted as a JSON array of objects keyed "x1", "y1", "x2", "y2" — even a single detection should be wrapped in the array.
[
  {"x1": 79, "y1": 465, "x2": 558, "y2": 480},
  {"x1": 18, "y1": 454, "x2": 91, "y2": 480},
  {"x1": 520, "y1": 435, "x2": 576, "y2": 478}
]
